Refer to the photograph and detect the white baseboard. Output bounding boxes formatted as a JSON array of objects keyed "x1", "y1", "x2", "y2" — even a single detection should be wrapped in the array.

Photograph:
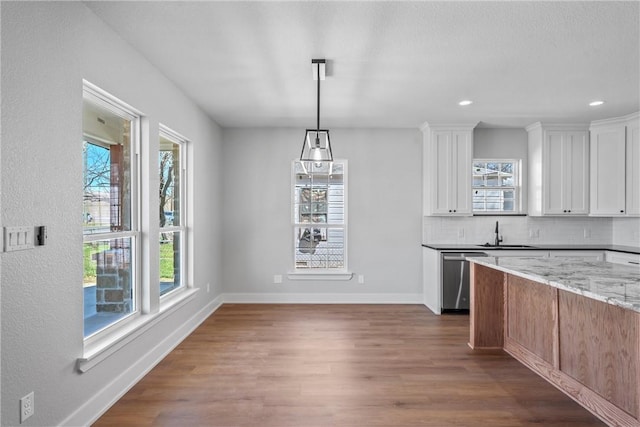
[
  {"x1": 222, "y1": 292, "x2": 423, "y2": 304},
  {"x1": 61, "y1": 295, "x2": 224, "y2": 427}
]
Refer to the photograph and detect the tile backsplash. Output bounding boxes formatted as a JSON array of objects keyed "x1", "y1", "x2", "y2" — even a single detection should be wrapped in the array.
[
  {"x1": 423, "y1": 216, "x2": 618, "y2": 246},
  {"x1": 612, "y1": 217, "x2": 640, "y2": 247}
]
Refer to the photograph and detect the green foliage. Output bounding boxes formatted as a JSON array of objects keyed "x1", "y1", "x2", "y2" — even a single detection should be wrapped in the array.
[{"x1": 159, "y1": 241, "x2": 175, "y2": 279}]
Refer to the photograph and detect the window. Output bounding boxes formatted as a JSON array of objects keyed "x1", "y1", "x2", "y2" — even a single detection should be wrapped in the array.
[
  {"x1": 292, "y1": 160, "x2": 347, "y2": 270},
  {"x1": 472, "y1": 160, "x2": 520, "y2": 213},
  {"x1": 82, "y1": 82, "x2": 140, "y2": 338},
  {"x1": 159, "y1": 126, "x2": 187, "y2": 296}
]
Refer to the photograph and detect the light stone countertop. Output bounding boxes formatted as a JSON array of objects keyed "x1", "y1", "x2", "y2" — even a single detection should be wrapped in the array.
[{"x1": 468, "y1": 256, "x2": 640, "y2": 313}]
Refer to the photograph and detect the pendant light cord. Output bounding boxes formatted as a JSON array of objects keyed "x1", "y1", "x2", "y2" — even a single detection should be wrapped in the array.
[{"x1": 316, "y1": 61, "x2": 321, "y2": 135}]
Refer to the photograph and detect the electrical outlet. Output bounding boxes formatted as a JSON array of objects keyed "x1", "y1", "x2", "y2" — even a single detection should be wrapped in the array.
[
  {"x1": 457, "y1": 228, "x2": 465, "y2": 238},
  {"x1": 529, "y1": 229, "x2": 539, "y2": 238},
  {"x1": 206, "y1": 283, "x2": 210, "y2": 293},
  {"x1": 358, "y1": 275, "x2": 365, "y2": 284},
  {"x1": 20, "y1": 391, "x2": 34, "y2": 423},
  {"x1": 273, "y1": 275, "x2": 283, "y2": 284},
  {"x1": 584, "y1": 228, "x2": 592, "y2": 239}
]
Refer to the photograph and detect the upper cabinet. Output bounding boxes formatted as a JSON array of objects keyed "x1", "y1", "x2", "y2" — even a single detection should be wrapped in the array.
[
  {"x1": 422, "y1": 123, "x2": 476, "y2": 216},
  {"x1": 527, "y1": 123, "x2": 589, "y2": 216},
  {"x1": 589, "y1": 112, "x2": 640, "y2": 217}
]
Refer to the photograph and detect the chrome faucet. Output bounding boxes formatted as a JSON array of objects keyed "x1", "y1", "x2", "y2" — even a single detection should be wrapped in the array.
[{"x1": 494, "y1": 221, "x2": 503, "y2": 246}]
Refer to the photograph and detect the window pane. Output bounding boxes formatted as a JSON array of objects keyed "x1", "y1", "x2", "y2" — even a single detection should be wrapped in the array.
[
  {"x1": 293, "y1": 160, "x2": 346, "y2": 270},
  {"x1": 160, "y1": 231, "x2": 181, "y2": 296},
  {"x1": 83, "y1": 237, "x2": 134, "y2": 337},
  {"x1": 295, "y1": 227, "x2": 344, "y2": 269},
  {"x1": 472, "y1": 160, "x2": 518, "y2": 213},
  {"x1": 159, "y1": 136, "x2": 181, "y2": 228},
  {"x1": 83, "y1": 99, "x2": 132, "y2": 234}
]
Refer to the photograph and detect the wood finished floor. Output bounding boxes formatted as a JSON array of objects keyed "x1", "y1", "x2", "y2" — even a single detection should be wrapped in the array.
[{"x1": 94, "y1": 304, "x2": 605, "y2": 426}]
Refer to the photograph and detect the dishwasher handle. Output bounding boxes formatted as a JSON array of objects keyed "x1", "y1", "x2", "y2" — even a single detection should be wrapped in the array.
[{"x1": 442, "y1": 252, "x2": 488, "y2": 262}]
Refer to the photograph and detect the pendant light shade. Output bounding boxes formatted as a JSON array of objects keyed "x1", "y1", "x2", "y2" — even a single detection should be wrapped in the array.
[{"x1": 300, "y1": 59, "x2": 333, "y2": 163}]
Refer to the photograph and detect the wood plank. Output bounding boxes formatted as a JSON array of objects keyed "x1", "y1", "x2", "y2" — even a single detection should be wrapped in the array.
[
  {"x1": 506, "y1": 274, "x2": 557, "y2": 365},
  {"x1": 469, "y1": 263, "x2": 505, "y2": 349},
  {"x1": 506, "y1": 337, "x2": 640, "y2": 427},
  {"x1": 558, "y1": 290, "x2": 639, "y2": 418},
  {"x1": 94, "y1": 304, "x2": 605, "y2": 427}
]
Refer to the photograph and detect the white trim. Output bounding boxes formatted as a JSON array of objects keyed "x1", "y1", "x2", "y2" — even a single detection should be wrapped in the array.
[
  {"x1": 78, "y1": 288, "x2": 200, "y2": 372},
  {"x1": 287, "y1": 271, "x2": 353, "y2": 281},
  {"x1": 223, "y1": 292, "x2": 423, "y2": 304},
  {"x1": 525, "y1": 122, "x2": 588, "y2": 132},
  {"x1": 420, "y1": 122, "x2": 478, "y2": 132},
  {"x1": 65, "y1": 294, "x2": 223, "y2": 426},
  {"x1": 590, "y1": 111, "x2": 640, "y2": 129}
]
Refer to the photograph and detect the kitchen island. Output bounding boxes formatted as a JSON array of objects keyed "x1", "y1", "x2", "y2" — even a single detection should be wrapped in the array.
[{"x1": 468, "y1": 256, "x2": 640, "y2": 427}]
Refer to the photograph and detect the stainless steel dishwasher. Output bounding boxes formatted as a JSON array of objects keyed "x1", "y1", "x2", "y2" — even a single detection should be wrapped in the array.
[{"x1": 441, "y1": 252, "x2": 488, "y2": 312}]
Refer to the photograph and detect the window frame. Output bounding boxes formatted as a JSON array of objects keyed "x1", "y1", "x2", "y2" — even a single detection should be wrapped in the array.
[
  {"x1": 158, "y1": 124, "x2": 188, "y2": 298},
  {"x1": 82, "y1": 81, "x2": 142, "y2": 344},
  {"x1": 472, "y1": 158, "x2": 522, "y2": 215},
  {"x1": 289, "y1": 159, "x2": 350, "y2": 279}
]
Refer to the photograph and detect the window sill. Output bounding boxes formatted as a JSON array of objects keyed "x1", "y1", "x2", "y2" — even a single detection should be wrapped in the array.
[
  {"x1": 77, "y1": 287, "x2": 199, "y2": 373},
  {"x1": 287, "y1": 271, "x2": 353, "y2": 281}
]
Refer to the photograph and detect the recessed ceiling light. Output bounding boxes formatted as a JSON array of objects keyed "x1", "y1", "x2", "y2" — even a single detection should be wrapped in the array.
[
  {"x1": 459, "y1": 100, "x2": 473, "y2": 106},
  {"x1": 589, "y1": 100, "x2": 605, "y2": 107}
]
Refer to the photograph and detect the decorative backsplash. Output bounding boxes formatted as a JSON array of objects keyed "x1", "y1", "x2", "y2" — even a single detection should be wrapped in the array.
[{"x1": 422, "y1": 215, "x2": 631, "y2": 246}]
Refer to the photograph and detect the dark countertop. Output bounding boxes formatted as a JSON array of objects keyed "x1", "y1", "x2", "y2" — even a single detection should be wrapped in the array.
[{"x1": 422, "y1": 243, "x2": 640, "y2": 255}]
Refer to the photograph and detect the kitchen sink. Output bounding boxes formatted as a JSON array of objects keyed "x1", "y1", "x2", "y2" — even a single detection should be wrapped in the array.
[{"x1": 478, "y1": 243, "x2": 535, "y2": 249}]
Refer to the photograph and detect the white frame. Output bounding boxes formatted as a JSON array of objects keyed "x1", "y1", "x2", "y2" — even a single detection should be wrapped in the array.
[
  {"x1": 291, "y1": 159, "x2": 349, "y2": 274},
  {"x1": 158, "y1": 124, "x2": 188, "y2": 297},
  {"x1": 472, "y1": 158, "x2": 522, "y2": 214},
  {"x1": 82, "y1": 80, "x2": 142, "y2": 343}
]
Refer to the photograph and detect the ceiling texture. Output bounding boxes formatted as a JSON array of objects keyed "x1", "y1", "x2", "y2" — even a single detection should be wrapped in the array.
[{"x1": 85, "y1": 1, "x2": 639, "y2": 129}]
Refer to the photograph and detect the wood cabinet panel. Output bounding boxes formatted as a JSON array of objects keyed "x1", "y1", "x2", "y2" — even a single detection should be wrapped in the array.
[
  {"x1": 558, "y1": 290, "x2": 639, "y2": 417},
  {"x1": 506, "y1": 274, "x2": 557, "y2": 365},
  {"x1": 469, "y1": 263, "x2": 504, "y2": 349}
]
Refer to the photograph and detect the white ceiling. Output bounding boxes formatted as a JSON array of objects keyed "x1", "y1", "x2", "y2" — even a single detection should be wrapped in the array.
[{"x1": 85, "y1": 1, "x2": 639, "y2": 129}]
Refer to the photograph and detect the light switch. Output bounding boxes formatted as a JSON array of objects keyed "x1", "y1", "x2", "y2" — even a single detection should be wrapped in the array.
[{"x1": 3, "y1": 226, "x2": 34, "y2": 252}]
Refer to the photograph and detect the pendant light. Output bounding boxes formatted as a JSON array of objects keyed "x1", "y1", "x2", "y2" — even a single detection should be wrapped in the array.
[{"x1": 300, "y1": 59, "x2": 333, "y2": 163}]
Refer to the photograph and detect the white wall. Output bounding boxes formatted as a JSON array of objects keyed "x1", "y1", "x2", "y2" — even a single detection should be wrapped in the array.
[
  {"x1": 221, "y1": 128, "x2": 423, "y2": 302},
  {"x1": 1, "y1": 3, "x2": 223, "y2": 426},
  {"x1": 474, "y1": 127, "x2": 529, "y2": 212}
]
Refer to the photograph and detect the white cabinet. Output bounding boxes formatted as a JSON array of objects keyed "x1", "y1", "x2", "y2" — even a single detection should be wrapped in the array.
[
  {"x1": 527, "y1": 123, "x2": 589, "y2": 216},
  {"x1": 590, "y1": 123, "x2": 626, "y2": 215},
  {"x1": 626, "y1": 116, "x2": 640, "y2": 215},
  {"x1": 422, "y1": 123, "x2": 476, "y2": 216},
  {"x1": 589, "y1": 112, "x2": 640, "y2": 217},
  {"x1": 548, "y1": 250, "x2": 604, "y2": 262},
  {"x1": 605, "y1": 251, "x2": 640, "y2": 266},
  {"x1": 422, "y1": 247, "x2": 441, "y2": 314}
]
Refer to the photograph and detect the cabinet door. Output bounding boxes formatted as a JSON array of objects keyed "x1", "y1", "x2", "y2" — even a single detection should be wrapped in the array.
[
  {"x1": 544, "y1": 131, "x2": 589, "y2": 215},
  {"x1": 627, "y1": 119, "x2": 640, "y2": 216},
  {"x1": 428, "y1": 131, "x2": 472, "y2": 215},
  {"x1": 543, "y1": 131, "x2": 567, "y2": 214},
  {"x1": 565, "y1": 132, "x2": 589, "y2": 214},
  {"x1": 590, "y1": 125, "x2": 626, "y2": 215},
  {"x1": 431, "y1": 131, "x2": 453, "y2": 215},
  {"x1": 451, "y1": 131, "x2": 472, "y2": 215}
]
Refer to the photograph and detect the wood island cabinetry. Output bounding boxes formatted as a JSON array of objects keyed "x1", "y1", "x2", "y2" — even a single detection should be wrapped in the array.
[{"x1": 470, "y1": 261, "x2": 640, "y2": 427}]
